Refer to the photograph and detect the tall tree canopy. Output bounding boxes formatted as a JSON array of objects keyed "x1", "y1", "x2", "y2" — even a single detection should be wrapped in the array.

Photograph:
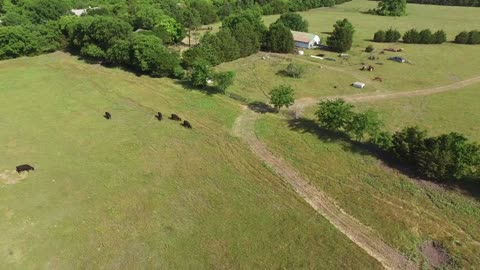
[
  {"x1": 326, "y1": 18, "x2": 354, "y2": 53},
  {"x1": 375, "y1": 0, "x2": 407, "y2": 16},
  {"x1": 275, "y1": 12, "x2": 308, "y2": 32}
]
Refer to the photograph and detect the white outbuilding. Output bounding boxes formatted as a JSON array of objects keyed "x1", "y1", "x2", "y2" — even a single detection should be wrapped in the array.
[{"x1": 291, "y1": 31, "x2": 321, "y2": 49}]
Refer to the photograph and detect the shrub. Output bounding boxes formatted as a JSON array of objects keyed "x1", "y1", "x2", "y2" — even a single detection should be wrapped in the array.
[
  {"x1": 432, "y1": 30, "x2": 447, "y2": 44},
  {"x1": 213, "y1": 71, "x2": 235, "y2": 93},
  {"x1": 391, "y1": 126, "x2": 427, "y2": 165},
  {"x1": 467, "y1": 30, "x2": 480, "y2": 44},
  {"x1": 285, "y1": 63, "x2": 305, "y2": 78},
  {"x1": 454, "y1": 31, "x2": 469, "y2": 44},
  {"x1": 403, "y1": 29, "x2": 420, "y2": 44},
  {"x1": 365, "y1": 45, "x2": 374, "y2": 52},
  {"x1": 418, "y1": 29, "x2": 433, "y2": 44},
  {"x1": 373, "y1": 30, "x2": 386, "y2": 42},
  {"x1": 385, "y1": 28, "x2": 401, "y2": 42}
]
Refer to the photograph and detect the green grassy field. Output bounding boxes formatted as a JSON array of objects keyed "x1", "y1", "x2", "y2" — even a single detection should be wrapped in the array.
[
  {"x1": 217, "y1": 0, "x2": 480, "y2": 102},
  {"x1": 255, "y1": 110, "x2": 480, "y2": 267},
  {"x1": 0, "y1": 53, "x2": 381, "y2": 269},
  {"x1": 356, "y1": 83, "x2": 480, "y2": 142}
]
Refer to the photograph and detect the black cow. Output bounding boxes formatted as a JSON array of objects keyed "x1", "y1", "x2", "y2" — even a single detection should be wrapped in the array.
[
  {"x1": 182, "y1": 120, "x2": 192, "y2": 129},
  {"x1": 104, "y1": 112, "x2": 111, "y2": 120},
  {"x1": 169, "y1": 114, "x2": 181, "y2": 121},
  {"x1": 155, "y1": 112, "x2": 163, "y2": 121},
  {"x1": 16, "y1": 164, "x2": 34, "y2": 173}
]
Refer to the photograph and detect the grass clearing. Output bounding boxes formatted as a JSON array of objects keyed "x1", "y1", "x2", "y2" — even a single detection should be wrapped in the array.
[
  {"x1": 356, "y1": 83, "x2": 480, "y2": 142},
  {"x1": 0, "y1": 53, "x2": 381, "y2": 269}
]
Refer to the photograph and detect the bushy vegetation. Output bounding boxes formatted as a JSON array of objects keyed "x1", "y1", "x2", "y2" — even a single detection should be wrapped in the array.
[
  {"x1": 403, "y1": 28, "x2": 446, "y2": 44},
  {"x1": 370, "y1": 0, "x2": 407, "y2": 16},
  {"x1": 315, "y1": 99, "x2": 480, "y2": 182},
  {"x1": 326, "y1": 18, "x2": 355, "y2": 53},
  {"x1": 373, "y1": 28, "x2": 401, "y2": 42},
  {"x1": 284, "y1": 63, "x2": 305, "y2": 78},
  {"x1": 454, "y1": 30, "x2": 480, "y2": 44}
]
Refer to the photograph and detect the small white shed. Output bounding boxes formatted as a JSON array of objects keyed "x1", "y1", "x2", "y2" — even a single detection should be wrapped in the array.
[
  {"x1": 352, "y1": 82, "x2": 365, "y2": 89},
  {"x1": 291, "y1": 31, "x2": 321, "y2": 49}
]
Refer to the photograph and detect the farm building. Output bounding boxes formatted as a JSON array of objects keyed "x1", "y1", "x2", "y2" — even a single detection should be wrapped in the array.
[{"x1": 291, "y1": 31, "x2": 321, "y2": 49}]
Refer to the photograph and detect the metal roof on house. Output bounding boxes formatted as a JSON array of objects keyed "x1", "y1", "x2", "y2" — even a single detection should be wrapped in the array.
[{"x1": 291, "y1": 31, "x2": 318, "y2": 43}]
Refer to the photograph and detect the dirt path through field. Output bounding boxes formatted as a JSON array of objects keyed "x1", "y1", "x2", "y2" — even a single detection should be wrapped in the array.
[
  {"x1": 233, "y1": 109, "x2": 417, "y2": 269},
  {"x1": 232, "y1": 73, "x2": 480, "y2": 269},
  {"x1": 291, "y1": 75, "x2": 480, "y2": 112}
]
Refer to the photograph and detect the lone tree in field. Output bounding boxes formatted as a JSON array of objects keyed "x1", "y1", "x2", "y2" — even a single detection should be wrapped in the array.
[
  {"x1": 269, "y1": 85, "x2": 295, "y2": 112},
  {"x1": 326, "y1": 19, "x2": 355, "y2": 53},
  {"x1": 275, "y1": 12, "x2": 309, "y2": 32},
  {"x1": 375, "y1": 0, "x2": 407, "y2": 16}
]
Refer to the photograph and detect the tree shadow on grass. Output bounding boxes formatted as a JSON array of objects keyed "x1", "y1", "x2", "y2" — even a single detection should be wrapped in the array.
[
  {"x1": 287, "y1": 117, "x2": 480, "y2": 200},
  {"x1": 173, "y1": 80, "x2": 223, "y2": 96},
  {"x1": 248, "y1": 101, "x2": 274, "y2": 114}
]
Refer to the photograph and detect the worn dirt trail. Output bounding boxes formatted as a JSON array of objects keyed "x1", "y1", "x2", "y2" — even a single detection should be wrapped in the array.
[
  {"x1": 291, "y1": 75, "x2": 480, "y2": 112},
  {"x1": 233, "y1": 109, "x2": 418, "y2": 270},
  {"x1": 232, "y1": 74, "x2": 480, "y2": 269}
]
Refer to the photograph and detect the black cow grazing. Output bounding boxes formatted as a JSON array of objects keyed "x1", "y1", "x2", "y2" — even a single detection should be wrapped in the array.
[
  {"x1": 182, "y1": 120, "x2": 192, "y2": 129},
  {"x1": 155, "y1": 112, "x2": 163, "y2": 121},
  {"x1": 16, "y1": 164, "x2": 34, "y2": 173},
  {"x1": 169, "y1": 114, "x2": 182, "y2": 121},
  {"x1": 104, "y1": 112, "x2": 111, "y2": 120}
]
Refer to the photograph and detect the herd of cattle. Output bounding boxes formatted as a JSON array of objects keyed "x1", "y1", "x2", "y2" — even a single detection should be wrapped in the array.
[
  {"x1": 14, "y1": 111, "x2": 193, "y2": 174},
  {"x1": 104, "y1": 111, "x2": 192, "y2": 129}
]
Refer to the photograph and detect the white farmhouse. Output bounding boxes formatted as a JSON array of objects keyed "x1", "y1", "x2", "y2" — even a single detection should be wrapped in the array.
[{"x1": 291, "y1": 31, "x2": 321, "y2": 49}]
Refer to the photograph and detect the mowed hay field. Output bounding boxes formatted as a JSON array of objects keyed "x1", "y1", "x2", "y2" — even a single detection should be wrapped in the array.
[
  {"x1": 0, "y1": 53, "x2": 381, "y2": 269},
  {"x1": 217, "y1": 0, "x2": 480, "y2": 102}
]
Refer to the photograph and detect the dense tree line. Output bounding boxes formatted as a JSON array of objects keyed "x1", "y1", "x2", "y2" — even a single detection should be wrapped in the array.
[
  {"x1": 405, "y1": 0, "x2": 479, "y2": 7},
  {"x1": 454, "y1": 30, "x2": 480, "y2": 44},
  {"x1": 373, "y1": 28, "x2": 401, "y2": 42},
  {"x1": 315, "y1": 99, "x2": 480, "y2": 182}
]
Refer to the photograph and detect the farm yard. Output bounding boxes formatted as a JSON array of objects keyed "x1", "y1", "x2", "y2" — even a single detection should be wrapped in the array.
[{"x1": 1, "y1": 0, "x2": 480, "y2": 268}]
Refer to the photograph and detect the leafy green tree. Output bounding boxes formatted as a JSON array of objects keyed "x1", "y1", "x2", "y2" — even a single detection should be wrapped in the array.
[
  {"x1": 454, "y1": 31, "x2": 469, "y2": 44},
  {"x1": 0, "y1": 26, "x2": 39, "y2": 59},
  {"x1": 130, "y1": 35, "x2": 182, "y2": 77},
  {"x1": 106, "y1": 38, "x2": 131, "y2": 65},
  {"x1": 432, "y1": 30, "x2": 447, "y2": 44},
  {"x1": 391, "y1": 126, "x2": 427, "y2": 165},
  {"x1": 269, "y1": 85, "x2": 295, "y2": 112},
  {"x1": 375, "y1": 0, "x2": 407, "y2": 16},
  {"x1": 326, "y1": 19, "x2": 354, "y2": 53},
  {"x1": 215, "y1": 28, "x2": 240, "y2": 62},
  {"x1": 28, "y1": 0, "x2": 70, "y2": 23},
  {"x1": 182, "y1": 8, "x2": 201, "y2": 47},
  {"x1": 346, "y1": 109, "x2": 382, "y2": 141},
  {"x1": 213, "y1": 71, "x2": 235, "y2": 93},
  {"x1": 157, "y1": 15, "x2": 184, "y2": 43},
  {"x1": 385, "y1": 28, "x2": 401, "y2": 42},
  {"x1": 222, "y1": 11, "x2": 266, "y2": 57},
  {"x1": 402, "y1": 29, "x2": 420, "y2": 43},
  {"x1": 373, "y1": 30, "x2": 386, "y2": 42},
  {"x1": 285, "y1": 62, "x2": 305, "y2": 78},
  {"x1": 132, "y1": 6, "x2": 164, "y2": 30},
  {"x1": 189, "y1": 59, "x2": 213, "y2": 87},
  {"x1": 371, "y1": 131, "x2": 394, "y2": 151},
  {"x1": 189, "y1": 0, "x2": 218, "y2": 25},
  {"x1": 275, "y1": 12, "x2": 308, "y2": 32},
  {"x1": 265, "y1": 22, "x2": 294, "y2": 53},
  {"x1": 416, "y1": 133, "x2": 480, "y2": 180},
  {"x1": 315, "y1": 98, "x2": 354, "y2": 131}
]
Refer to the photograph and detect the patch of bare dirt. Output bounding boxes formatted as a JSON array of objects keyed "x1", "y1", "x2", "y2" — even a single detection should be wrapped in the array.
[
  {"x1": 420, "y1": 240, "x2": 451, "y2": 269},
  {"x1": 0, "y1": 170, "x2": 28, "y2": 185}
]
